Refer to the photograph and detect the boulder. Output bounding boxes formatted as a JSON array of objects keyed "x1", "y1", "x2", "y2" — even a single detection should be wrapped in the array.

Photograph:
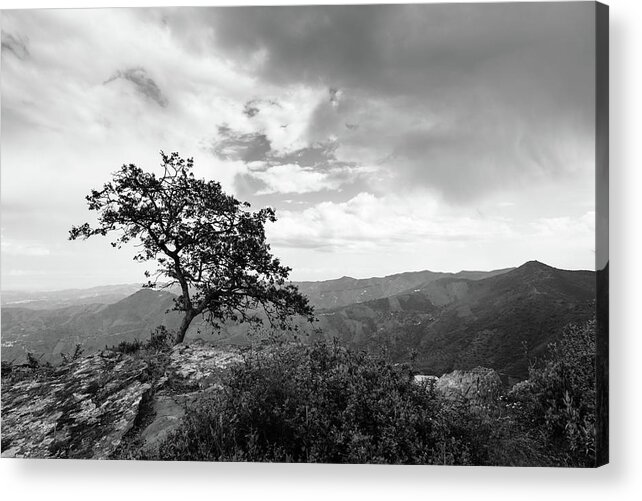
[
  {"x1": 1, "y1": 351, "x2": 150, "y2": 459},
  {"x1": 435, "y1": 367, "x2": 502, "y2": 403}
]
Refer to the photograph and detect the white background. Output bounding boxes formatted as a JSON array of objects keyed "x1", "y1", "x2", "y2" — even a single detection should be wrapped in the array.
[{"x1": 0, "y1": 0, "x2": 640, "y2": 500}]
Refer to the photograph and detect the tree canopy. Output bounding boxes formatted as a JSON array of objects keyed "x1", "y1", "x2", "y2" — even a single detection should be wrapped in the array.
[{"x1": 70, "y1": 151, "x2": 314, "y2": 344}]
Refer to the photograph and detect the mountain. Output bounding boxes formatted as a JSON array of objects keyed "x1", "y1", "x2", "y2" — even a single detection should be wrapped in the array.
[
  {"x1": 293, "y1": 267, "x2": 513, "y2": 310},
  {"x1": 1, "y1": 262, "x2": 595, "y2": 380},
  {"x1": 303, "y1": 261, "x2": 595, "y2": 379}
]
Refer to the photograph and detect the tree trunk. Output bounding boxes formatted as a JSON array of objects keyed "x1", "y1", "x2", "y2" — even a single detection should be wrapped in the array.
[{"x1": 174, "y1": 309, "x2": 197, "y2": 345}]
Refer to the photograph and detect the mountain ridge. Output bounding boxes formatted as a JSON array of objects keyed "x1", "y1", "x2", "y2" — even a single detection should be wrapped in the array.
[{"x1": 1, "y1": 261, "x2": 595, "y2": 380}]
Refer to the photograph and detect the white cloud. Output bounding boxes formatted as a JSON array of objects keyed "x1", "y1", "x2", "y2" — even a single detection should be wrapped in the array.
[
  {"x1": 252, "y1": 164, "x2": 341, "y2": 195},
  {"x1": 1, "y1": 239, "x2": 51, "y2": 257},
  {"x1": 268, "y1": 192, "x2": 514, "y2": 251},
  {"x1": 531, "y1": 211, "x2": 595, "y2": 237},
  {"x1": 246, "y1": 162, "x2": 378, "y2": 195}
]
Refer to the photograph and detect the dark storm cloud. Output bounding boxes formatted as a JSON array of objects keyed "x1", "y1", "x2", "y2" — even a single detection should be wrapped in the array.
[
  {"x1": 204, "y1": 3, "x2": 591, "y2": 98},
  {"x1": 104, "y1": 67, "x2": 169, "y2": 108},
  {"x1": 190, "y1": 2, "x2": 595, "y2": 203},
  {"x1": 1, "y1": 32, "x2": 29, "y2": 60}
]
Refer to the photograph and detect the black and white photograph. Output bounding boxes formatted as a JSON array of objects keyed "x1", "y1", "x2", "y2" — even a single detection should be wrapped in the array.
[{"x1": 1, "y1": 1, "x2": 608, "y2": 468}]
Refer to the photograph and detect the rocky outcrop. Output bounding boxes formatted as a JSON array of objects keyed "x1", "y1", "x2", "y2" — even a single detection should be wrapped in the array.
[
  {"x1": 1, "y1": 340, "x2": 247, "y2": 459},
  {"x1": 1, "y1": 351, "x2": 150, "y2": 459},
  {"x1": 166, "y1": 341, "x2": 243, "y2": 390},
  {"x1": 435, "y1": 367, "x2": 502, "y2": 403},
  {"x1": 137, "y1": 341, "x2": 243, "y2": 454}
]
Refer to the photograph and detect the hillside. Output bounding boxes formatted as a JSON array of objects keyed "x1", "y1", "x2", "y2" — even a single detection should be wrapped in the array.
[
  {"x1": 1, "y1": 289, "x2": 183, "y2": 363},
  {"x1": 0, "y1": 266, "x2": 510, "y2": 362},
  {"x1": 306, "y1": 261, "x2": 595, "y2": 379}
]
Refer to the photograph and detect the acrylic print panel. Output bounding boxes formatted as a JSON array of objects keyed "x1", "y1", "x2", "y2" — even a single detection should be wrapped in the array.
[{"x1": 0, "y1": 2, "x2": 608, "y2": 466}]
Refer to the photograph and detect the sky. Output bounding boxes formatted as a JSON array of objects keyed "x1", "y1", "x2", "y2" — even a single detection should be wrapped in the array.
[{"x1": 1, "y1": 3, "x2": 598, "y2": 291}]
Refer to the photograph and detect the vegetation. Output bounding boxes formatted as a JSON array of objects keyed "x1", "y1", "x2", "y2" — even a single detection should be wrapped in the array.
[
  {"x1": 143, "y1": 341, "x2": 472, "y2": 463},
  {"x1": 2, "y1": 309, "x2": 597, "y2": 465},
  {"x1": 60, "y1": 344, "x2": 84, "y2": 364},
  {"x1": 69, "y1": 151, "x2": 314, "y2": 344},
  {"x1": 131, "y1": 317, "x2": 597, "y2": 466},
  {"x1": 507, "y1": 318, "x2": 597, "y2": 466},
  {"x1": 110, "y1": 326, "x2": 175, "y2": 355}
]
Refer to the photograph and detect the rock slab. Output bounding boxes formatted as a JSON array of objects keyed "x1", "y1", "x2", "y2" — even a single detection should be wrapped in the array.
[
  {"x1": 1, "y1": 351, "x2": 150, "y2": 459},
  {"x1": 138, "y1": 341, "x2": 243, "y2": 453}
]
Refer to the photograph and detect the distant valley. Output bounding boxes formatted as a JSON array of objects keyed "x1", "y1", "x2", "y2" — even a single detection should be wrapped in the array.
[{"x1": 1, "y1": 284, "x2": 146, "y2": 310}]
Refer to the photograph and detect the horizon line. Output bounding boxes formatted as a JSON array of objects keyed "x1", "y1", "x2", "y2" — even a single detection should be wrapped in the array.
[{"x1": 1, "y1": 259, "x2": 602, "y2": 294}]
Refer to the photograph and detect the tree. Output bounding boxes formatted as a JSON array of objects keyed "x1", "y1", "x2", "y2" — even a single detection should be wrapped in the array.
[{"x1": 70, "y1": 151, "x2": 314, "y2": 345}]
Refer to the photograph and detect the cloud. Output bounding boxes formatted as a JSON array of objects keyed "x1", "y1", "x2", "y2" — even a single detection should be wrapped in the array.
[
  {"x1": 246, "y1": 163, "x2": 342, "y2": 195},
  {"x1": 212, "y1": 125, "x2": 272, "y2": 163},
  {"x1": 532, "y1": 212, "x2": 595, "y2": 238},
  {"x1": 268, "y1": 192, "x2": 513, "y2": 251},
  {"x1": 269, "y1": 141, "x2": 352, "y2": 169},
  {"x1": 243, "y1": 101, "x2": 260, "y2": 118},
  {"x1": 104, "y1": 67, "x2": 169, "y2": 107},
  {"x1": 181, "y1": 3, "x2": 596, "y2": 203},
  {"x1": 242, "y1": 160, "x2": 377, "y2": 195},
  {"x1": 242, "y1": 98, "x2": 280, "y2": 118},
  {"x1": 1, "y1": 32, "x2": 29, "y2": 60},
  {"x1": 0, "y1": 6, "x2": 598, "y2": 288},
  {"x1": 209, "y1": 125, "x2": 373, "y2": 196},
  {"x1": 1, "y1": 239, "x2": 50, "y2": 257}
]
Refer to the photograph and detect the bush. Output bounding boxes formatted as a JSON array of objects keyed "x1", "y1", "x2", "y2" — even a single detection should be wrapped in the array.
[
  {"x1": 138, "y1": 320, "x2": 597, "y2": 466},
  {"x1": 111, "y1": 326, "x2": 174, "y2": 355},
  {"x1": 60, "y1": 344, "x2": 84, "y2": 364},
  {"x1": 145, "y1": 325, "x2": 174, "y2": 353},
  {"x1": 111, "y1": 338, "x2": 144, "y2": 355},
  {"x1": 508, "y1": 318, "x2": 596, "y2": 466},
  {"x1": 149, "y1": 341, "x2": 497, "y2": 464}
]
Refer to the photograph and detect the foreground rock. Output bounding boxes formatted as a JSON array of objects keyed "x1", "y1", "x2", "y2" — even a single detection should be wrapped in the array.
[
  {"x1": 166, "y1": 340, "x2": 243, "y2": 390},
  {"x1": 138, "y1": 341, "x2": 243, "y2": 454},
  {"x1": 1, "y1": 351, "x2": 150, "y2": 459}
]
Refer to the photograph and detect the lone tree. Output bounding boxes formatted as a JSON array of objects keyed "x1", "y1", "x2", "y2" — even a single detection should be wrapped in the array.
[{"x1": 70, "y1": 151, "x2": 314, "y2": 345}]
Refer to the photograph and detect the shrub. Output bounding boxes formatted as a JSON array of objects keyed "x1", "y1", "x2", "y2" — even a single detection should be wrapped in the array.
[
  {"x1": 61, "y1": 344, "x2": 84, "y2": 364},
  {"x1": 149, "y1": 341, "x2": 497, "y2": 464},
  {"x1": 138, "y1": 319, "x2": 597, "y2": 466},
  {"x1": 111, "y1": 338, "x2": 144, "y2": 355},
  {"x1": 145, "y1": 325, "x2": 174, "y2": 353},
  {"x1": 508, "y1": 318, "x2": 596, "y2": 466},
  {"x1": 111, "y1": 326, "x2": 175, "y2": 355}
]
